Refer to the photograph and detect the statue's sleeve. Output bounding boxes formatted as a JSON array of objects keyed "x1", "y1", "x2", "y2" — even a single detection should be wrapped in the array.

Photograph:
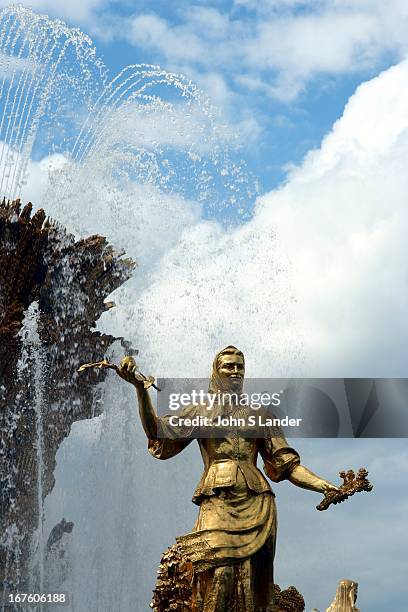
[
  {"x1": 258, "y1": 422, "x2": 300, "y2": 482},
  {"x1": 147, "y1": 404, "x2": 199, "y2": 460}
]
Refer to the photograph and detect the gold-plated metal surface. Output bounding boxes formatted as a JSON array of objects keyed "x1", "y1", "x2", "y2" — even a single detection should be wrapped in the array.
[
  {"x1": 150, "y1": 542, "x2": 306, "y2": 611},
  {"x1": 326, "y1": 579, "x2": 359, "y2": 612},
  {"x1": 118, "y1": 345, "x2": 367, "y2": 612},
  {"x1": 78, "y1": 357, "x2": 161, "y2": 391},
  {"x1": 316, "y1": 468, "x2": 373, "y2": 511}
]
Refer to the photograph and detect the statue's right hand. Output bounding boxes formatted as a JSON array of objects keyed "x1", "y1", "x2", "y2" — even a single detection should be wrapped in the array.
[{"x1": 117, "y1": 356, "x2": 144, "y2": 388}]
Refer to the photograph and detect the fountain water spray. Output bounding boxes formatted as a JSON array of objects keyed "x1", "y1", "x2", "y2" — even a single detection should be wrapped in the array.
[
  {"x1": 17, "y1": 302, "x2": 46, "y2": 593},
  {"x1": 0, "y1": 6, "x2": 255, "y2": 226},
  {"x1": 0, "y1": 5, "x2": 105, "y2": 200},
  {"x1": 0, "y1": 5, "x2": 259, "y2": 609}
]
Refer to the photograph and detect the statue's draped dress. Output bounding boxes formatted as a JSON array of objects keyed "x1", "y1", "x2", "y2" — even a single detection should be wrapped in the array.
[{"x1": 148, "y1": 356, "x2": 300, "y2": 612}]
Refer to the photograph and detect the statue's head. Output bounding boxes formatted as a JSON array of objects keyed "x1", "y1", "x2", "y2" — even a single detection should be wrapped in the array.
[{"x1": 208, "y1": 345, "x2": 245, "y2": 394}]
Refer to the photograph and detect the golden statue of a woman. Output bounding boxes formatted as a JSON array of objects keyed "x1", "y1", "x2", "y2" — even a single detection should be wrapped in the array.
[{"x1": 117, "y1": 346, "x2": 339, "y2": 612}]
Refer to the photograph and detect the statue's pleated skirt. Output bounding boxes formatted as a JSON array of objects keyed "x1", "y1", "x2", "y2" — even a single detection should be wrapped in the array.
[{"x1": 177, "y1": 467, "x2": 277, "y2": 612}]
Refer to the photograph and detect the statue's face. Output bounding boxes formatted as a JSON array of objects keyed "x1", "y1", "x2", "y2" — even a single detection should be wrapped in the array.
[{"x1": 217, "y1": 353, "x2": 245, "y2": 392}]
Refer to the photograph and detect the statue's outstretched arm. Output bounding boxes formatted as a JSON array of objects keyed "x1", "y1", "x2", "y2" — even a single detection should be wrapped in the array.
[
  {"x1": 260, "y1": 426, "x2": 337, "y2": 494},
  {"x1": 288, "y1": 464, "x2": 339, "y2": 494},
  {"x1": 117, "y1": 356, "x2": 158, "y2": 438}
]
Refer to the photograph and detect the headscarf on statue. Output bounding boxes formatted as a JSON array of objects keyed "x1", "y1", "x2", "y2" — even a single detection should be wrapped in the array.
[{"x1": 208, "y1": 345, "x2": 245, "y2": 394}]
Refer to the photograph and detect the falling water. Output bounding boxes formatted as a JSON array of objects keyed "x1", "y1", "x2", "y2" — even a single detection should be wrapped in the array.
[
  {"x1": 17, "y1": 302, "x2": 46, "y2": 594},
  {"x1": 0, "y1": 6, "x2": 254, "y2": 225},
  {"x1": 0, "y1": 5, "x2": 105, "y2": 200},
  {"x1": 0, "y1": 5, "x2": 261, "y2": 610}
]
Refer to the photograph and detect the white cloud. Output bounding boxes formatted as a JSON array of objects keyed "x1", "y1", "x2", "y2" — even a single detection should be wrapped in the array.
[
  {"x1": 125, "y1": 1, "x2": 408, "y2": 101},
  {"x1": 14, "y1": 58, "x2": 408, "y2": 380},
  {"x1": 253, "y1": 59, "x2": 408, "y2": 375},
  {"x1": 9, "y1": 55, "x2": 408, "y2": 382},
  {"x1": 0, "y1": 140, "x2": 66, "y2": 203},
  {"x1": 20, "y1": 151, "x2": 202, "y2": 276},
  {"x1": 3, "y1": 1, "x2": 408, "y2": 104},
  {"x1": 234, "y1": 0, "x2": 316, "y2": 9},
  {"x1": 0, "y1": 53, "x2": 34, "y2": 79},
  {"x1": 93, "y1": 60, "x2": 408, "y2": 380},
  {"x1": 0, "y1": 0, "x2": 111, "y2": 26},
  {"x1": 129, "y1": 13, "x2": 205, "y2": 64}
]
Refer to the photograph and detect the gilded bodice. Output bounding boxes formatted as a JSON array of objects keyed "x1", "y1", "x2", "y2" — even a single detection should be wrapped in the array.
[
  {"x1": 148, "y1": 403, "x2": 300, "y2": 506},
  {"x1": 192, "y1": 436, "x2": 270, "y2": 504}
]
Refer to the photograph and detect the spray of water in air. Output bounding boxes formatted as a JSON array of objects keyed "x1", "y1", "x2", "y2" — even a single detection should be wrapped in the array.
[
  {"x1": 17, "y1": 303, "x2": 46, "y2": 595},
  {"x1": 0, "y1": 6, "x2": 256, "y2": 225},
  {"x1": 0, "y1": 5, "x2": 268, "y2": 610}
]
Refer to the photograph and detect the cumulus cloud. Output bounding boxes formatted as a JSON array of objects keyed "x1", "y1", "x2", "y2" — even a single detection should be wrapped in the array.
[
  {"x1": 253, "y1": 59, "x2": 408, "y2": 376},
  {"x1": 0, "y1": 0, "x2": 111, "y2": 26},
  {"x1": 20, "y1": 151, "x2": 202, "y2": 277},
  {"x1": 16, "y1": 58, "x2": 408, "y2": 380},
  {"x1": 90, "y1": 59, "x2": 408, "y2": 381},
  {"x1": 125, "y1": 1, "x2": 408, "y2": 101},
  {"x1": 4, "y1": 1, "x2": 408, "y2": 104}
]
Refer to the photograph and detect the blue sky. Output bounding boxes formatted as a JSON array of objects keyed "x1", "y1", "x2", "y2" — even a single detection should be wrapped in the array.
[
  {"x1": 104, "y1": 2, "x2": 402, "y2": 193},
  {"x1": 90, "y1": 1, "x2": 400, "y2": 192},
  {"x1": 2, "y1": 0, "x2": 406, "y2": 194}
]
